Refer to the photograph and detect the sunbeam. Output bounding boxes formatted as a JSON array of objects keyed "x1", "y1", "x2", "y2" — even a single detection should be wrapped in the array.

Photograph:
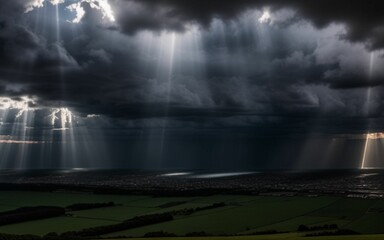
[
  {"x1": 361, "y1": 133, "x2": 370, "y2": 169},
  {"x1": 159, "y1": 32, "x2": 177, "y2": 167},
  {"x1": 259, "y1": 9, "x2": 272, "y2": 24},
  {"x1": 361, "y1": 52, "x2": 376, "y2": 169}
]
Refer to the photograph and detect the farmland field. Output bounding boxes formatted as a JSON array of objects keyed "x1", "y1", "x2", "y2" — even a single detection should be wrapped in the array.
[
  {"x1": 0, "y1": 216, "x2": 114, "y2": 235},
  {"x1": 102, "y1": 234, "x2": 384, "y2": 240},
  {"x1": 0, "y1": 191, "x2": 383, "y2": 238}
]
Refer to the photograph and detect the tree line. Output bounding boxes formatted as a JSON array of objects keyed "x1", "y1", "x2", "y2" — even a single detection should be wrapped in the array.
[
  {"x1": 0, "y1": 201, "x2": 227, "y2": 239},
  {"x1": 0, "y1": 207, "x2": 65, "y2": 226}
]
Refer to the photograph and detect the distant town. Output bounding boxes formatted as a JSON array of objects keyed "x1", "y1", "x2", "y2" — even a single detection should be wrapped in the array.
[{"x1": 1, "y1": 169, "x2": 383, "y2": 199}]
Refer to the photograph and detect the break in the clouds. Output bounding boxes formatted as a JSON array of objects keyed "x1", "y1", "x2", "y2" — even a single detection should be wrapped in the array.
[
  {"x1": 26, "y1": 0, "x2": 115, "y2": 23},
  {"x1": 2, "y1": 0, "x2": 384, "y2": 169}
]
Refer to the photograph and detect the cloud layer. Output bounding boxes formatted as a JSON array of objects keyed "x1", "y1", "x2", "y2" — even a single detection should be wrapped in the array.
[{"x1": 1, "y1": 0, "x2": 384, "y2": 135}]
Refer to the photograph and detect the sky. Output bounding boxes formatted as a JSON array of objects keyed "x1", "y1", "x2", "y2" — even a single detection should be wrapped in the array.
[{"x1": 0, "y1": 0, "x2": 384, "y2": 170}]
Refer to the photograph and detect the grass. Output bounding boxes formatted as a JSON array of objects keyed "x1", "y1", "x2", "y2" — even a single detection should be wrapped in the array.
[
  {"x1": 0, "y1": 192, "x2": 383, "y2": 237},
  {"x1": 0, "y1": 191, "x2": 150, "y2": 207},
  {"x1": 104, "y1": 196, "x2": 338, "y2": 237},
  {"x1": 190, "y1": 195, "x2": 255, "y2": 204},
  {"x1": 101, "y1": 233, "x2": 384, "y2": 240},
  {"x1": 0, "y1": 216, "x2": 114, "y2": 235},
  {"x1": 344, "y1": 213, "x2": 384, "y2": 234},
  {"x1": 69, "y1": 206, "x2": 159, "y2": 222},
  {"x1": 240, "y1": 216, "x2": 348, "y2": 233},
  {"x1": 307, "y1": 198, "x2": 377, "y2": 220},
  {"x1": 125, "y1": 197, "x2": 198, "y2": 208}
]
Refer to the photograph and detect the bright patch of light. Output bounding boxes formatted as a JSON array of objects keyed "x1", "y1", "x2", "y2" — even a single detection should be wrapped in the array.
[
  {"x1": 49, "y1": 108, "x2": 74, "y2": 129},
  {"x1": 87, "y1": 114, "x2": 100, "y2": 118},
  {"x1": 50, "y1": 0, "x2": 65, "y2": 5},
  {"x1": 88, "y1": 0, "x2": 115, "y2": 22},
  {"x1": 25, "y1": 0, "x2": 116, "y2": 23},
  {"x1": 162, "y1": 172, "x2": 192, "y2": 177},
  {"x1": 259, "y1": 10, "x2": 272, "y2": 24},
  {"x1": 0, "y1": 96, "x2": 36, "y2": 119},
  {"x1": 0, "y1": 140, "x2": 43, "y2": 144},
  {"x1": 369, "y1": 52, "x2": 375, "y2": 79},
  {"x1": 25, "y1": 0, "x2": 45, "y2": 13},
  {"x1": 26, "y1": 0, "x2": 65, "y2": 12},
  {"x1": 58, "y1": 168, "x2": 89, "y2": 173},
  {"x1": 191, "y1": 172, "x2": 256, "y2": 179},
  {"x1": 361, "y1": 132, "x2": 384, "y2": 169},
  {"x1": 72, "y1": 168, "x2": 88, "y2": 171},
  {"x1": 0, "y1": 96, "x2": 36, "y2": 110},
  {"x1": 361, "y1": 133, "x2": 370, "y2": 169},
  {"x1": 66, "y1": 2, "x2": 85, "y2": 23},
  {"x1": 356, "y1": 173, "x2": 379, "y2": 178},
  {"x1": 67, "y1": 0, "x2": 116, "y2": 23},
  {"x1": 365, "y1": 132, "x2": 384, "y2": 140}
]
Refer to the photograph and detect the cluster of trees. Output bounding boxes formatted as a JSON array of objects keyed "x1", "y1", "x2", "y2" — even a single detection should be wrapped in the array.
[
  {"x1": 173, "y1": 202, "x2": 226, "y2": 216},
  {"x1": 144, "y1": 231, "x2": 177, "y2": 237},
  {"x1": 250, "y1": 230, "x2": 280, "y2": 235},
  {"x1": 60, "y1": 213, "x2": 173, "y2": 237},
  {"x1": 185, "y1": 231, "x2": 211, "y2": 237},
  {"x1": 195, "y1": 202, "x2": 226, "y2": 211},
  {"x1": 66, "y1": 202, "x2": 115, "y2": 211},
  {"x1": 0, "y1": 232, "x2": 90, "y2": 240},
  {"x1": 143, "y1": 231, "x2": 211, "y2": 237},
  {"x1": 0, "y1": 234, "x2": 40, "y2": 240},
  {"x1": 0, "y1": 207, "x2": 65, "y2": 226},
  {"x1": 297, "y1": 224, "x2": 360, "y2": 237},
  {"x1": 305, "y1": 229, "x2": 359, "y2": 237},
  {"x1": 298, "y1": 224, "x2": 338, "y2": 232}
]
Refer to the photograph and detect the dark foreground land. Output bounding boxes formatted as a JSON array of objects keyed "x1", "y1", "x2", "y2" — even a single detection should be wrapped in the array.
[{"x1": 0, "y1": 170, "x2": 383, "y2": 239}]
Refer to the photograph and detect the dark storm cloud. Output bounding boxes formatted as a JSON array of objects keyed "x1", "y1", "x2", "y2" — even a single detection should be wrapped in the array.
[
  {"x1": 0, "y1": 1, "x2": 25, "y2": 16},
  {"x1": 1, "y1": 0, "x2": 384, "y2": 136},
  {"x1": 115, "y1": 0, "x2": 384, "y2": 50},
  {"x1": 0, "y1": 12, "x2": 79, "y2": 72},
  {"x1": 329, "y1": 76, "x2": 384, "y2": 89}
]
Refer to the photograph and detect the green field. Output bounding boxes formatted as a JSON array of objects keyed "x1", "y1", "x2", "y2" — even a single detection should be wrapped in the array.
[
  {"x1": 104, "y1": 196, "x2": 340, "y2": 237},
  {"x1": 0, "y1": 191, "x2": 149, "y2": 207},
  {"x1": 0, "y1": 191, "x2": 383, "y2": 238},
  {"x1": 0, "y1": 216, "x2": 114, "y2": 235},
  {"x1": 102, "y1": 234, "x2": 384, "y2": 240}
]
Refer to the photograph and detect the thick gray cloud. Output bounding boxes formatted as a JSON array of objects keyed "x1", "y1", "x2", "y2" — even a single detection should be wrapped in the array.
[
  {"x1": 0, "y1": 0, "x2": 384, "y2": 135},
  {"x1": 114, "y1": 0, "x2": 384, "y2": 50}
]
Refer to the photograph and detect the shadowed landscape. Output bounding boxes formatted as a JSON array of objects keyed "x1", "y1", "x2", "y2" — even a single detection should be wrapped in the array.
[{"x1": 0, "y1": 170, "x2": 382, "y2": 239}]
